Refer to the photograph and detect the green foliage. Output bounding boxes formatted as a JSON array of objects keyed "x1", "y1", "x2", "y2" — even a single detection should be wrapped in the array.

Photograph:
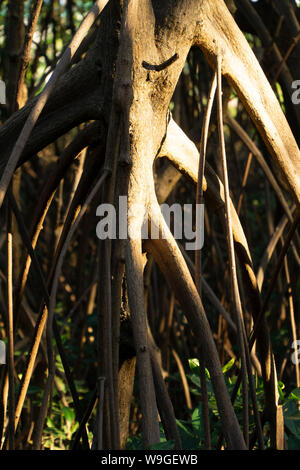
[
  {"x1": 126, "y1": 358, "x2": 235, "y2": 450},
  {"x1": 39, "y1": 352, "x2": 92, "y2": 449},
  {"x1": 126, "y1": 359, "x2": 300, "y2": 450},
  {"x1": 283, "y1": 389, "x2": 300, "y2": 449},
  {"x1": 126, "y1": 424, "x2": 175, "y2": 451},
  {"x1": 43, "y1": 405, "x2": 79, "y2": 450}
]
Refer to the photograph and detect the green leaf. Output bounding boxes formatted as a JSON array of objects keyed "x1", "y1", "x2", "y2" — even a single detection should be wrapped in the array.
[
  {"x1": 284, "y1": 400, "x2": 298, "y2": 417},
  {"x1": 150, "y1": 440, "x2": 174, "y2": 450},
  {"x1": 222, "y1": 358, "x2": 235, "y2": 374},
  {"x1": 55, "y1": 376, "x2": 66, "y2": 394},
  {"x1": 278, "y1": 381, "x2": 285, "y2": 402},
  {"x1": 27, "y1": 385, "x2": 42, "y2": 395},
  {"x1": 71, "y1": 422, "x2": 79, "y2": 434},
  {"x1": 191, "y1": 406, "x2": 203, "y2": 438},
  {"x1": 176, "y1": 420, "x2": 200, "y2": 450},
  {"x1": 287, "y1": 435, "x2": 300, "y2": 450},
  {"x1": 188, "y1": 358, "x2": 199, "y2": 373},
  {"x1": 46, "y1": 417, "x2": 55, "y2": 429},
  {"x1": 188, "y1": 373, "x2": 200, "y2": 388},
  {"x1": 55, "y1": 355, "x2": 65, "y2": 373},
  {"x1": 285, "y1": 413, "x2": 300, "y2": 437},
  {"x1": 125, "y1": 435, "x2": 144, "y2": 450},
  {"x1": 176, "y1": 419, "x2": 194, "y2": 437},
  {"x1": 62, "y1": 406, "x2": 75, "y2": 423},
  {"x1": 288, "y1": 388, "x2": 300, "y2": 402},
  {"x1": 188, "y1": 359, "x2": 210, "y2": 382},
  {"x1": 284, "y1": 401, "x2": 300, "y2": 437}
]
